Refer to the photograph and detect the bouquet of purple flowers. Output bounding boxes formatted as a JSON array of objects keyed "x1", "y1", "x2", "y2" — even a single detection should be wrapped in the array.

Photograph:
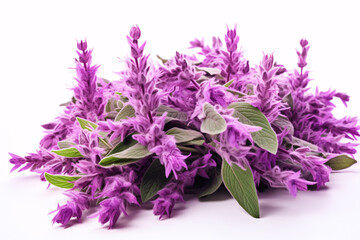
[{"x1": 10, "y1": 25, "x2": 359, "y2": 229}]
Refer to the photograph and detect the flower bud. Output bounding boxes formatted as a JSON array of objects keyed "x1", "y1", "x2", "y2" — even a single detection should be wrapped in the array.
[
  {"x1": 77, "y1": 40, "x2": 87, "y2": 51},
  {"x1": 243, "y1": 61, "x2": 250, "y2": 74},
  {"x1": 300, "y1": 39, "x2": 308, "y2": 47},
  {"x1": 130, "y1": 25, "x2": 141, "y2": 40}
]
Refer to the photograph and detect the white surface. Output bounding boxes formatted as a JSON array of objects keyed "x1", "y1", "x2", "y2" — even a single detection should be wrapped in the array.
[{"x1": 1, "y1": 0, "x2": 360, "y2": 239}]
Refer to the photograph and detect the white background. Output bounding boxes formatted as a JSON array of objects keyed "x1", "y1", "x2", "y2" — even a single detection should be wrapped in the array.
[{"x1": 0, "y1": 0, "x2": 360, "y2": 239}]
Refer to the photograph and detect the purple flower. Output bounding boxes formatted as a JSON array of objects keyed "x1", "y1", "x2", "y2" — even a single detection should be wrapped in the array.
[
  {"x1": 9, "y1": 149, "x2": 55, "y2": 176},
  {"x1": 51, "y1": 192, "x2": 89, "y2": 226},
  {"x1": 77, "y1": 40, "x2": 87, "y2": 51},
  {"x1": 152, "y1": 183, "x2": 184, "y2": 219},
  {"x1": 130, "y1": 25, "x2": 141, "y2": 40},
  {"x1": 98, "y1": 197, "x2": 123, "y2": 229},
  {"x1": 150, "y1": 136, "x2": 189, "y2": 178},
  {"x1": 247, "y1": 54, "x2": 285, "y2": 123},
  {"x1": 95, "y1": 176, "x2": 139, "y2": 228},
  {"x1": 284, "y1": 171, "x2": 314, "y2": 197},
  {"x1": 286, "y1": 40, "x2": 359, "y2": 155},
  {"x1": 262, "y1": 166, "x2": 315, "y2": 196},
  {"x1": 9, "y1": 26, "x2": 360, "y2": 229}
]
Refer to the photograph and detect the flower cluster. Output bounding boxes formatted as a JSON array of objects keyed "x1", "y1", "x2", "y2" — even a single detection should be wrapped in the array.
[{"x1": 10, "y1": 25, "x2": 359, "y2": 229}]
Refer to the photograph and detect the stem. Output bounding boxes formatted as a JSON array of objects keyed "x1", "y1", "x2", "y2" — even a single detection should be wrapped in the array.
[
  {"x1": 135, "y1": 57, "x2": 139, "y2": 70},
  {"x1": 190, "y1": 78, "x2": 200, "y2": 90},
  {"x1": 99, "y1": 138, "x2": 113, "y2": 150},
  {"x1": 148, "y1": 112, "x2": 153, "y2": 124}
]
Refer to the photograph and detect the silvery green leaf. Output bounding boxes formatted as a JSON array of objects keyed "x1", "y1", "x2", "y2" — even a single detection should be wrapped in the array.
[
  {"x1": 107, "y1": 134, "x2": 137, "y2": 156},
  {"x1": 57, "y1": 141, "x2": 76, "y2": 149},
  {"x1": 201, "y1": 103, "x2": 227, "y2": 135},
  {"x1": 229, "y1": 102, "x2": 278, "y2": 154},
  {"x1": 76, "y1": 117, "x2": 98, "y2": 131},
  {"x1": 226, "y1": 89, "x2": 246, "y2": 98},
  {"x1": 291, "y1": 136, "x2": 318, "y2": 151},
  {"x1": 272, "y1": 115, "x2": 294, "y2": 135},
  {"x1": 166, "y1": 127, "x2": 204, "y2": 143},
  {"x1": 156, "y1": 105, "x2": 188, "y2": 121},
  {"x1": 283, "y1": 93, "x2": 293, "y2": 109},
  {"x1": 180, "y1": 138, "x2": 205, "y2": 146},
  {"x1": 115, "y1": 104, "x2": 136, "y2": 121},
  {"x1": 99, "y1": 143, "x2": 152, "y2": 167}
]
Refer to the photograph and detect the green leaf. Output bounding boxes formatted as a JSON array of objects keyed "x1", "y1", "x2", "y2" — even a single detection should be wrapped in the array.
[
  {"x1": 180, "y1": 138, "x2": 205, "y2": 146},
  {"x1": 283, "y1": 93, "x2": 293, "y2": 109},
  {"x1": 224, "y1": 79, "x2": 234, "y2": 88},
  {"x1": 291, "y1": 136, "x2": 318, "y2": 151},
  {"x1": 140, "y1": 159, "x2": 169, "y2": 203},
  {"x1": 115, "y1": 104, "x2": 136, "y2": 121},
  {"x1": 107, "y1": 134, "x2": 137, "y2": 156},
  {"x1": 99, "y1": 143, "x2": 152, "y2": 167},
  {"x1": 229, "y1": 102, "x2": 278, "y2": 154},
  {"x1": 156, "y1": 55, "x2": 168, "y2": 64},
  {"x1": 166, "y1": 127, "x2": 204, "y2": 143},
  {"x1": 201, "y1": 103, "x2": 227, "y2": 135},
  {"x1": 57, "y1": 141, "x2": 75, "y2": 149},
  {"x1": 221, "y1": 160, "x2": 260, "y2": 218},
  {"x1": 226, "y1": 89, "x2": 246, "y2": 98},
  {"x1": 105, "y1": 98, "x2": 124, "y2": 114},
  {"x1": 76, "y1": 117, "x2": 111, "y2": 149},
  {"x1": 51, "y1": 148, "x2": 84, "y2": 158},
  {"x1": 198, "y1": 167, "x2": 222, "y2": 198},
  {"x1": 156, "y1": 105, "x2": 188, "y2": 121},
  {"x1": 325, "y1": 155, "x2": 357, "y2": 170},
  {"x1": 44, "y1": 172, "x2": 81, "y2": 189},
  {"x1": 272, "y1": 116, "x2": 294, "y2": 135},
  {"x1": 105, "y1": 99, "x2": 112, "y2": 112},
  {"x1": 76, "y1": 117, "x2": 98, "y2": 131}
]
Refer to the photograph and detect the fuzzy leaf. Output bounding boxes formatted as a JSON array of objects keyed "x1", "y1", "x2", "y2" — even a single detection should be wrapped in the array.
[
  {"x1": 140, "y1": 159, "x2": 169, "y2": 203},
  {"x1": 99, "y1": 143, "x2": 152, "y2": 167},
  {"x1": 283, "y1": 93, "x2": 293, "y2": 109},
  {"x1": 115, "y1": 104, "x2": 136, "y2": 121},
  {"x1": 156, "y1": 105, "x2": 188, "y2": 121},
  {"x1": 221, "y1": 160, "x2": 260, "y2": 218},
  {"x1": 227, "y1": 89, "x2": 246, "y2": 98},
  {"x1": 198, "y1": 167, "x2": 222, "y2": 198},
  {"x1": 291, "y1": 136, "x2": 318, "y2": 151},
  {"x1": 325, "y1": 155, "x2": 357, "y2": 170},
  {"x1": 51, "y1": 148, "x2": 84, "y2": 158},
  {"x1": 229, "y1": 102, "x2": 278, "y2": 154},
  {"x1": 57, "y1": 141, "x2": 75, "y2": 149},
  {"x1": 107, "y1": 134, "x2": 137, "y2": 156},
  {"x1": 201, "y1": 103, "x2": 227, "y2": 135},
  {"x1": 44, "y1": 173, "x2": 81, "y2": 189},
  {"x1": 166, "y1": 127, "x2": 204, "y2": 143},
  {"x1": 272, "y1": 116, "x2": 294, "y2": 135},
  {"x1": 76, "y1": 117, "x2": 98, "y2": 131},
  {"x1": 180, "y1": 138, "x2": 205, "y2": 146}
]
